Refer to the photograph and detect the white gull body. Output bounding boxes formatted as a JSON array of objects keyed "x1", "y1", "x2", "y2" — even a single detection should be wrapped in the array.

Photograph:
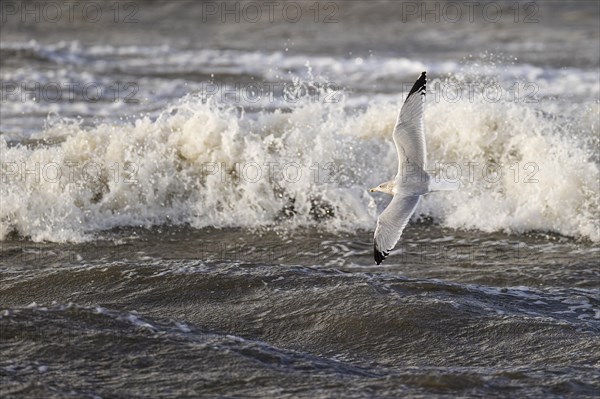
[{"x1": 370, "y1": 72, "x2": 459, "y2": 264}]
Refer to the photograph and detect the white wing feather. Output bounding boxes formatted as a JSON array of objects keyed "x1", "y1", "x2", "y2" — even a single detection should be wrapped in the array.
[
  {"x1": 392, "y1": 72, "x2": 427, "y2": 172},
  {"x1": 374, "y1": 195, "x2": 420, "y2": 264}
]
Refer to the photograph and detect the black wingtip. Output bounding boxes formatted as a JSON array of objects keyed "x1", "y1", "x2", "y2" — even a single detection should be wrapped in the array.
[
  {"x1": 374, "y1": 244, "x2": 388, "y2": 265},
  {"x1": 406, "y1": 71, "x2": 427, "y2": 100}
]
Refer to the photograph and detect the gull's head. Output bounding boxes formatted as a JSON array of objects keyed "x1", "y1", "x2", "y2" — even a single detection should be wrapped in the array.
[{"x1": 369, "y1": 181, "x2": 394, "y2": 195}]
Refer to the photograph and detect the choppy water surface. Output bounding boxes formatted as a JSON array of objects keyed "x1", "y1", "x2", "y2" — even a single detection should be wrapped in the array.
[
  {"x1": 1, "y1": 1, "x2": 599, "y2": 398},
  {"x1": 2, "y1": 227, "x2": 599, "y2": 398}
]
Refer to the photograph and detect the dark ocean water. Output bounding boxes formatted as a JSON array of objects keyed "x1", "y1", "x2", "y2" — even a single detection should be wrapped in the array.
[
  {"x1": 2, "y1": 226, "x2": 599, "y2": 398},
  {"x1": 1, "y1": 1, "x2": 599, "y2": 398}
]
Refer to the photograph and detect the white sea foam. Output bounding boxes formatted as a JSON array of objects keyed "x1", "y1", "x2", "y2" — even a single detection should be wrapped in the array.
[{"x1": 1, "y1": 76, "x2": 598, "y2": 243}]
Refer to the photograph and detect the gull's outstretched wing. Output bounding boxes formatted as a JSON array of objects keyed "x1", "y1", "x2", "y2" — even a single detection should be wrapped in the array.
[
  {"x1": 373, "y1": 195, "x2": 420, "y2": 264},
  {"x1": 393, "y1": 72, "x2": 427, "y2": 172}
]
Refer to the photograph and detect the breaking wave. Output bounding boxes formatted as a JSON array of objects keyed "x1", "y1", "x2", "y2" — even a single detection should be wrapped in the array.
[{"x1": 1, "y1": 76, "x2": 598, "y2": 242}]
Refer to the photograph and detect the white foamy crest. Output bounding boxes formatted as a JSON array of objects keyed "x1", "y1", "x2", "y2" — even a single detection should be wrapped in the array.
[
  {"x1": 419, "y1": 97, "x2": 599, "y2": 241},
  {"x1": 1, "y1": 79, "x2": 598, "y2": 242}
]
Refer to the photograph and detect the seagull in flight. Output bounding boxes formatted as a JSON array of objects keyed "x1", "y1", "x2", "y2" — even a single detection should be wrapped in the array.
[{"x1": 369, "y1": 72, "x2": 459, "y2": 265}]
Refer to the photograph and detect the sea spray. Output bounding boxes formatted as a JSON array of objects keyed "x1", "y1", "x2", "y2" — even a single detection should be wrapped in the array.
[{"x1": 1, "y1": 78, "x2": 598, "y2": 242}]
